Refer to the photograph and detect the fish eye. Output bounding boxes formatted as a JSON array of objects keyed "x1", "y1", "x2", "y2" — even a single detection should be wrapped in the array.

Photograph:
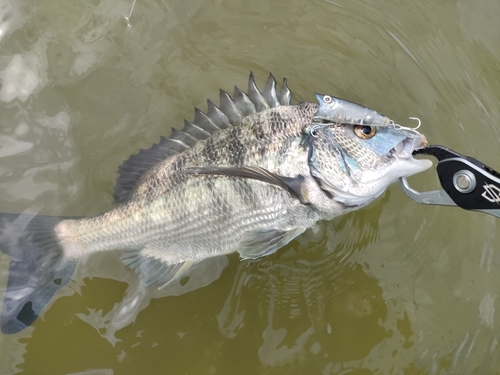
[
  {"x1": 323, "y1": 95, "x2": 333, "y2": 104},
  {"x1": 354, "y1": 125, "x2": 376, "y2": 139}
]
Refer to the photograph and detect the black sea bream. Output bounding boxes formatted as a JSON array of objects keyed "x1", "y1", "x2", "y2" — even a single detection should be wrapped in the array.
[{"x1": 0, "y1": 73, "x2": 431, "y2": 333}]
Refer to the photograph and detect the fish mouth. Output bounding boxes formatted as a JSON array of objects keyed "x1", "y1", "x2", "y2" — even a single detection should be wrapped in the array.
[{"x1": 391, "y1": 134, "x2": 428, "y2": 159}]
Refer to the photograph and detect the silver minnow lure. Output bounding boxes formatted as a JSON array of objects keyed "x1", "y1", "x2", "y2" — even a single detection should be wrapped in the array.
[{"x1": 313, "y1": 94, "x2": 392, "y2": 126}]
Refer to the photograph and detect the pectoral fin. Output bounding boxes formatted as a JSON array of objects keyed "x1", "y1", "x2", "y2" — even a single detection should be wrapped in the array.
[
  {"x1": 183, "y1": 166, "x2": 309, "y2": 204},
  {"x1": 237, "y1": 227, "x2": 306, "y2": 260}
]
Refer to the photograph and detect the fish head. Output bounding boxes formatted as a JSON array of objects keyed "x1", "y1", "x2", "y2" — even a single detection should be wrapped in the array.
[{"x1": 306, "y1": 122, "x2": 432, "y2": 206}]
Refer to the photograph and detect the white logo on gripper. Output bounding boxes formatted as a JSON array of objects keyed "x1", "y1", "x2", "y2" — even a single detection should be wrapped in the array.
[{"x1": 482, "y1": 184, "x2": 500, "y2": 203}]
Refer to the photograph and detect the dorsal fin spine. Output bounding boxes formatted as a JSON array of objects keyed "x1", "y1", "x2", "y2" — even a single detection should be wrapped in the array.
[
  {"x1": 278, "y1": 78, "x2": 292, "y2": 105},
  {"x1": 193, "y1": 108, "x2": 220, "y2": 132},
  {"x1": 219, "y1": 90, "x2": 244, "y2": 125},
  {"x1": 232, "y1": 86, "x2": 256, "y2": 117},
  {"x1": 170, "y1": 128, "x2": 197, "y2": 147},
  {"x1": 161, "y1": 137, "x2": 190, "y2": 153},
  {"x1": 206, "y1": 99, "x2": 231, "y2": 129},
  {"x1": 181, "y1": 120, "x2": 211, "y2": 140},
  {"x1": 262, "y1": 73, "x2": 280, "y2": 108},
  {"x1": 247, "y1": 71, "x2": 270, "y2": 112}
]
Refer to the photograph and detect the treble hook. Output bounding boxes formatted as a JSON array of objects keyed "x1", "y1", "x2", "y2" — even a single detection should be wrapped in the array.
[
  {"x1": 408, "y1": 116, "x2": 421, "y2": 130},
  {"x1": 393, "y1": 116, "x2": 422, "y2": 132}
]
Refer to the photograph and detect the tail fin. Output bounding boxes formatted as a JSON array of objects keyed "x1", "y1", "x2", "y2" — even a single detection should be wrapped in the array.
[{"x1": 0, "y1": 213, "x2": 77, "y2": 334}]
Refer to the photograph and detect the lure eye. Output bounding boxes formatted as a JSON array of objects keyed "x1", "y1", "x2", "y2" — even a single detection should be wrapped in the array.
[
  {"x1": 323, "y1": 95, "x2": 333, "y2": 104},
  {"x1": 354, "y1": 125, "x2": 376, "y2": 139}
]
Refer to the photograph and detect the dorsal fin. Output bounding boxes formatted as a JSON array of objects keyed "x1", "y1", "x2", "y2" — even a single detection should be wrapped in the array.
[{"x1": 113, "y1": 72, "x2": 294, "y2": 202}]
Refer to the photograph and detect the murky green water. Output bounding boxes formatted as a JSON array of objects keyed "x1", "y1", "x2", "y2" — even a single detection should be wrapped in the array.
[{"x1": 1, "y1": 0, "x2": 500, "y2": 373}]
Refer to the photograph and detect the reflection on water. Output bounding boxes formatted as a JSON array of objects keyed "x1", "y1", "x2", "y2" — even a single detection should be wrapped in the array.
[
  {"x1": 1, "y1": 0, "x2": 500, "y2": 373},
  {"x1": 74, "y1": 252, "x2": 229, "y2": 345},
  {"x1": 217, "y1": 222, "x2": 388, "y2": 372}
]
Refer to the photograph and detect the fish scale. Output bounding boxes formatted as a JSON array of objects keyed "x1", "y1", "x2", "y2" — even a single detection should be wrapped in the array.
[{"x1": 0, "y1": 72, "x2": 432, "y2": 334}]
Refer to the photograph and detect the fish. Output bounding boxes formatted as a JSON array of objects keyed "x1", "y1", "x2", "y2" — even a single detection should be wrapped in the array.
[{"x1": 0, "y1": 72, "x2": 432, "y2": 334}]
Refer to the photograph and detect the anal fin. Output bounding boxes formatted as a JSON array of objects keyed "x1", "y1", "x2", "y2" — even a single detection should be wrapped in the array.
[
  {"x1": 237, "y1": 227, "x2": 306, "y2": 260},
  {"x1": 120, "y1": 251, "x2": 196, "y2": 289}
]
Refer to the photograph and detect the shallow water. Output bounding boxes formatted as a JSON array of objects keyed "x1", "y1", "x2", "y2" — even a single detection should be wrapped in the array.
[{"x1": 0, "y1": 0, "x2": 500, "y2": 373}]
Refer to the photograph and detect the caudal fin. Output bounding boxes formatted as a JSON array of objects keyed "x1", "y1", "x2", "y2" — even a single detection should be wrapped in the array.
[{"x1": 0, "y1": 213, "x2": 77, "y2": 334}]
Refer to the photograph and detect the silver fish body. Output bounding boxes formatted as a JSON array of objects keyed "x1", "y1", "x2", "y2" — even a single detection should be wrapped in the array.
[
  {"x1": 0, "y1": 73, "x2": 431, "y2": 333},
  {"x1": 57, "y1": 103, "x2": 325, "y2": 266}
]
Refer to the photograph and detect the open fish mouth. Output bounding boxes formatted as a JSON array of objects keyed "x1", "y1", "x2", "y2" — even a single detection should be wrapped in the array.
[{"x1": 392, "y1": 134, "x2": 428, "y2": 159}]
